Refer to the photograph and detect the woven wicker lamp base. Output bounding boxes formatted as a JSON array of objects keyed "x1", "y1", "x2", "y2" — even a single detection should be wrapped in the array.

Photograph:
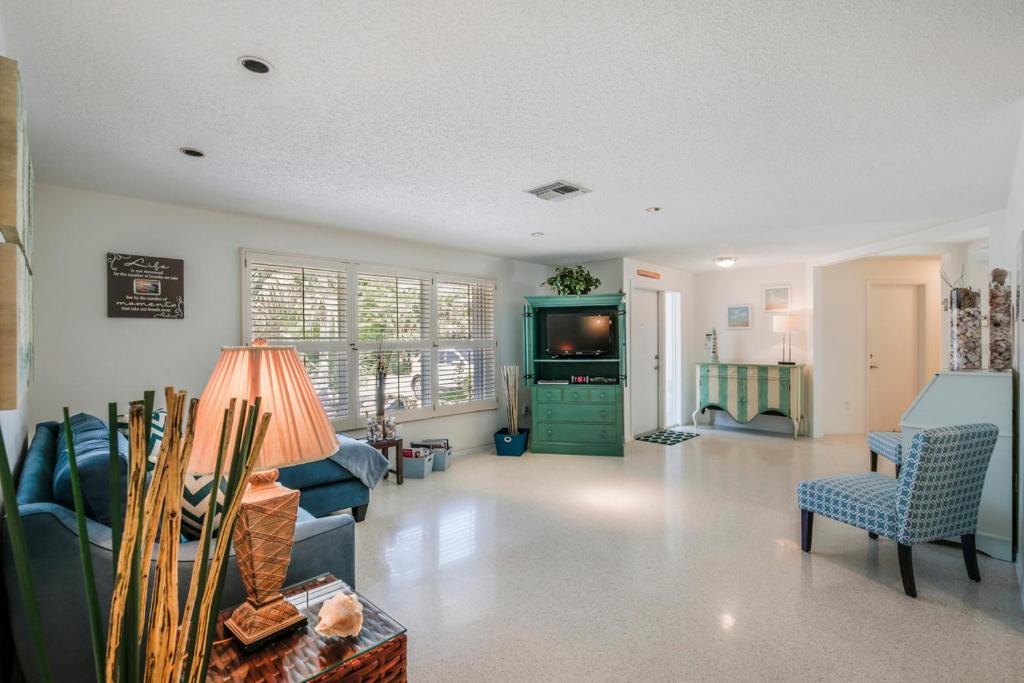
[{"x1": 225, "y1": 470, "x2": 307, "y2": 650}]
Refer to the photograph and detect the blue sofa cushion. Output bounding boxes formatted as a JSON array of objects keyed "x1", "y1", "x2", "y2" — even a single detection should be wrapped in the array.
[
  {"x1": 52, "y1": 412, "x2": 129, "y2": 526},
  {"x1": 16, "y1": 422, "x2": 60, "y2": 505},
  {"x1": 278, "y1": 457, "x2": 357, "y2": 491}
]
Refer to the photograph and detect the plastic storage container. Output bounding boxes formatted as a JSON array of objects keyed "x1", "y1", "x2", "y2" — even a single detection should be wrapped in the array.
[
  {"x1": 431, "y1": 448, "x2": 453, "y2": 471},
  {"x1": 402, "y1": 452, "x2": 434, "y2": 478},
  {"x1": 494, "y1": 428, "x2": 529, "y2": 456}
]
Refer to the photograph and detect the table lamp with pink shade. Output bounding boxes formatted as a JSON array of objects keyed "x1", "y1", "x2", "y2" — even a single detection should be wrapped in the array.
[{"x1": 189, "y1": 341, "x2": 337, "y2": 649}]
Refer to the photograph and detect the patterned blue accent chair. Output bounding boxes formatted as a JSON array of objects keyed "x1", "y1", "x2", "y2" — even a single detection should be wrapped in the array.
[
  {"x1": 798, "y1": 424, "x2": 999, "y2": 597},
  {"x1": 867, "y1": 430, "x2": 902, "y2": 475}
]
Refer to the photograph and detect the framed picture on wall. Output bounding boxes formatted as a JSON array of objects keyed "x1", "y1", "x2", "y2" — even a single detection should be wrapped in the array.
[
  {"x1": 762, "y1": 284, "x2": 791, "y2": 312},
  {"x1": 727, "y1": 304, "x2": 752, "y2": 330}
]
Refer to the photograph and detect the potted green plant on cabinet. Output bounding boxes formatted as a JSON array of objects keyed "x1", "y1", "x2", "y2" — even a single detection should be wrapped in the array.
[{"x1": 542, "y1": 265, "x2": 602, "y2": 296}]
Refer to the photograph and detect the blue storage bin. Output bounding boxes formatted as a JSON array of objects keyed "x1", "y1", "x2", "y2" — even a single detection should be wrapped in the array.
[
  {"x1": 494, "y1": 428, "x2": 529, "y2": 456},
  {"x1": 431, "y1": 448, "x2": 453, "y2": 471},
  {"x1": 403, "y1": 452, "x2": 434, "y2": 478}
]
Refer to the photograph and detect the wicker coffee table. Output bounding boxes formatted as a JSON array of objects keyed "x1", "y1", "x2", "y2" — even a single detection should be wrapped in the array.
[{"x1": 207, "y1": 574, "x2": 407, "y2": 682}]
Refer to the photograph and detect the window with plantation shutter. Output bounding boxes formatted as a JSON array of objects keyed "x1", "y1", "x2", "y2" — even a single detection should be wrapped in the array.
[
  {"x1": 355, "y1": 271, "x2": 433, "y2": 419},
  {"x1": 246, "y1": 256, "x2": 350, "y2": 421},
  {"x1": 435, "y1": 279, "x2": 497, "y2": 407},
  {"x1": 244, "y1": 251, "x2": 497, "y2": 427}
]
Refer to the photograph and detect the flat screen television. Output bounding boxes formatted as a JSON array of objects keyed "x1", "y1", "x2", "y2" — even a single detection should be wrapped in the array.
[{"x1": 544, "y1": 312, "x2": 615, "y2": 357}]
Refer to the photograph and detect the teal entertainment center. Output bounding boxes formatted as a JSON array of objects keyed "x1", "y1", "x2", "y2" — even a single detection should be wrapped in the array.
[{"x1": 523, "y1": 294, "x2": 626, "y2": 456}]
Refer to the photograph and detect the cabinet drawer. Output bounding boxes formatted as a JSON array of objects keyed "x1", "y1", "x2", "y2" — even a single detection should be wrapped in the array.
[
  {"x1": 535, "y1": 387, "x2": 563, "y2": 402},
  {"x1": 588, "y1": 387, "x2": 618, "y2": 403},
  {"x1": 536, "y1": 422, "x2": 619, "y2": 444},
  {"x1": 536, "y1": 403, "x2": 616, "y2": 423},
  {"x1": 564, "y1": 387, "x2": 590, "y2": 403}
]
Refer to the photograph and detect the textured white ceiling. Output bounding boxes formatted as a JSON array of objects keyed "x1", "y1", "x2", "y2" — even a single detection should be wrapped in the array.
[{"x1": 2, "y1": 1, "x2": 1023, "y2": 270}]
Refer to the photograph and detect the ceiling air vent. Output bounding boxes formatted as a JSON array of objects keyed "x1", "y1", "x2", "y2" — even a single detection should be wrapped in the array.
[{"x1": 525, "y1": 179, "x2": 591, "y2": 202}]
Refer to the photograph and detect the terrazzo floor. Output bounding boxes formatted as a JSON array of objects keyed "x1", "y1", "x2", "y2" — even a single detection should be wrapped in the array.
[{"x1": 352, "y1": 429, "x2": 1024, "y2": 681}]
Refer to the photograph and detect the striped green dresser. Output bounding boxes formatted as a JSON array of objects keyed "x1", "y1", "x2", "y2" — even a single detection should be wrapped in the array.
[{"x1": 693, "y1": 363, "x2": 805, "y2": 439}]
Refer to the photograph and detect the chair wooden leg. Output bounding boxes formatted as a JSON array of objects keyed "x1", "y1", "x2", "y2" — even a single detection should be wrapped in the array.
[
  {"x1": 801, "y1": 510, "x2": 813, "y2": 552},
  {"x1": 352, "y1": 503, "x2": 368, "y2": 523},
  {"x1": 897, "y1": 543, "x2": 917, "y2": 597},
  {"x1": 870, "y1": 450, "x2": 878, "y2": 472},
  {"x1": 895, "y1": 464, "x2": 901, "y2": 477},
  {"x1": 961, "y1": 534, "x2": 981, "y2": 582}
]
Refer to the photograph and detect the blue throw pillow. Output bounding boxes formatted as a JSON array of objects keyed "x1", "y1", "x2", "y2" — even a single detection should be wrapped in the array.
[{"x1": 53, "y1": 412, "x2": 130, "y2": 526}]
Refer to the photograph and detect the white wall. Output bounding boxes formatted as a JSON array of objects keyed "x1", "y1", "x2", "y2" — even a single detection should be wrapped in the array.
[
  {"x1": 692, "y1": 262, "x2": 810, "y2": 434},
  {"x1": 577, "y1": 259, "x2": 624, "y2": 294},
  {"x1": 30, "y1": 184, "x2": 548, "y2": 452},
  {"x1": 817, "y1": 256, "x2": 942, "y2": 435},
  {"x1": 621, "y1": 258, "x2": 696, "y2": 435}
]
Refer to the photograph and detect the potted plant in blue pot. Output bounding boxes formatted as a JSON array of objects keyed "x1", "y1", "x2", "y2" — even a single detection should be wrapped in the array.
[{"x1": 494, "y1": 365, "x2": 528, "y2": 456}]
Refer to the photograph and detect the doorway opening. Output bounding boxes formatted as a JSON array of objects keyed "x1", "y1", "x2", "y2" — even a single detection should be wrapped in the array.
[
  {"x1": 866, "y1": 283, "x2": 926, "y2": 432},
  {"x1": 630, "y1": 288, "x2": 683, "y2": 437}
]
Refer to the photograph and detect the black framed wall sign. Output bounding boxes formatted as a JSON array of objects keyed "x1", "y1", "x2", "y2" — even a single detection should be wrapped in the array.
[{"x1": 107, "y1": 252, "x2": 184, "y2": 318}]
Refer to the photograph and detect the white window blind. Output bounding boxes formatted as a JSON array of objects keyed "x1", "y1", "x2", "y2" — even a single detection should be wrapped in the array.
[
  {"x1": 435, "y1": 279, "x2": 497, "y2": 407},
  {"x1": 244, "y1": 251, "x2": 497, "y2": 427},
  {"x1": 356, "y1": 271, "x2": 433, "y2": 419},
  {"x1": 247, "y1": 258, "x2": 350, "y2": 421}
]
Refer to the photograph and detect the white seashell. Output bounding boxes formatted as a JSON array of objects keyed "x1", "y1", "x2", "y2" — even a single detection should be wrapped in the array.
[{"x1": 314, "y1": 592, "x2": 364, "y2": 638}]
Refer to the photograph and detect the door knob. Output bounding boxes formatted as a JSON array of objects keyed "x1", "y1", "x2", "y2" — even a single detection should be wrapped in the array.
[{"x1": 869, "y1": 364, "x2": 879, "y2": 369}]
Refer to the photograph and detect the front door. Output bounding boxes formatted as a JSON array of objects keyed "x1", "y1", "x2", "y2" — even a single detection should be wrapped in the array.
[
  {"x1": 631, "y1": 288, "x2": 660, "y2": 436},
  {"x1": 867, "y1": 284, "x2": 921, "y2": 432}
]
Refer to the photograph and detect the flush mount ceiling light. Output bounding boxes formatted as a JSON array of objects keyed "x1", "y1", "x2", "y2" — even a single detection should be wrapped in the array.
[
  {"x1": 238, "y1": 56, "x2": 272, "y2": 74},
  {"x1": 179, "y1": 147, "x2": 205, "y2": 158},
  {"x1": 531, "y1": 231, "x2": 544, "y2": 237},
  {"x1": 714, "y1": 256, "x2": 738, "y2": 268},
  {"x1": 646, "y1": 206, "x2": 662, "y2": 213}
]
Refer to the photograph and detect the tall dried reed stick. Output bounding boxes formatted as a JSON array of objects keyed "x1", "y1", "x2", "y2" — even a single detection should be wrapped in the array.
[
  {"x1": 172, "y1": 399, "x2": 235, "y2": 683},
  {"x1": 104, "y1": 403, "x2": 149, "y2": 683},
  {"x1": 61, "y1": 407, "x2": 105, "y2": 683},
  {"x1": 187, "y1": 407, "x2": 271, "y2": 683},
  {"x1": 501, "y1": 365, "x2": 520, "y2": 435}
]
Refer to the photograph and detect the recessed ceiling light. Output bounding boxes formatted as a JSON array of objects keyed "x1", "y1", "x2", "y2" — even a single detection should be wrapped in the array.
[
  {"x1": 179, "y1": 147, "x2": 205, "y2": 158},
  {"x1": 646, "y1": 206, "x2": 662, "y2": 213},
  {"x1": 239, "y1": 56, "x2": 272, "y2": 74},
  {"x1": 714, "y1": 256, "x2": 738, "y2": 268},
  {"x1": 531, "y1": 232, "x2": 544, "y2": 237}
]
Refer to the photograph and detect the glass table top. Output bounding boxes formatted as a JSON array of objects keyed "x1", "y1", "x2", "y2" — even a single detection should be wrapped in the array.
[{"x1": 206, "y1": 574, "x2": 406, "y2": 682}]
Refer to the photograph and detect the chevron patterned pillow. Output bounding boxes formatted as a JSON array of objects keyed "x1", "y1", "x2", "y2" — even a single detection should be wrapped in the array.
[
  {"x1": 116, "y1": 408, "x2": 167, "y2": 468},
  {"x1": 118, "y1": 408, "x2": 225, "y2": 540},
  {"x1": 180, "y1": 473, "x2": 226, "y2": 540}
]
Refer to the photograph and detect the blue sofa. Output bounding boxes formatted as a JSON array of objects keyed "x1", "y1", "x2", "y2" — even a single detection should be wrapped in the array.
[{"x1": 2, "y1": 419, "x2": 359, "y2": 683}]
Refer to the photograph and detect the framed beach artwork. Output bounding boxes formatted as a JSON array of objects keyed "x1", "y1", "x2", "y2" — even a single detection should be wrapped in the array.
[
  {"x1": 727, "y1": 304, "x2": 752, "y2": 330},
  {"x1": 762, "y1": 284, "x2": 791, "y2": 312}
]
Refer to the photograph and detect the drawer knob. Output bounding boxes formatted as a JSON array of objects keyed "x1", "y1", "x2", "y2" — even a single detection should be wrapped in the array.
[
  {"x1": 572, "y1": 392, "x2": 580, "y2": 399},
  {"x1": 600, "y1": 410, "x2": 607, "y2": 417},
  {"x1": 547, "y1": 429, "x2": 553, "y2": 436},
  {"x1": 546, "y1": 409, "x2": 553, "y2": 417}
]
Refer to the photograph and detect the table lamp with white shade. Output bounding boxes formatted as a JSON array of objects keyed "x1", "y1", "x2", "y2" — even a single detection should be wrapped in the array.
[
  {"x1": 772, "y1": 314, "x2": 801, "y2": 365},
  {"x1": 189, "y1": 341, "x2": 337, "y2": 648}
]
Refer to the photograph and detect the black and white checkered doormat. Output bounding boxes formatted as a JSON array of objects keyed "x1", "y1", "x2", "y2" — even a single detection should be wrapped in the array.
[{"x1": 636, "y1": 430, "x2": 700, "y2": 445}]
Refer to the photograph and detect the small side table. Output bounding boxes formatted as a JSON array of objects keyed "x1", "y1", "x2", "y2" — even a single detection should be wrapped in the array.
[
  {"x1": 367, "y1": 438, "x2": 403, "y2": 485},
  {"x1": 206, "y1": 573, "x2": 407, "y2": 682}
]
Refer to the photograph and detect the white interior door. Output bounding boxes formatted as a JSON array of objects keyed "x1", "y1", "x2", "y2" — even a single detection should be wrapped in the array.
[
  {"x1": 867, "y1": 284, "x2": 922, "y2": 432},
  {"x1": 631, "y1": 288, "x2": 660, "y2": 436}
]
